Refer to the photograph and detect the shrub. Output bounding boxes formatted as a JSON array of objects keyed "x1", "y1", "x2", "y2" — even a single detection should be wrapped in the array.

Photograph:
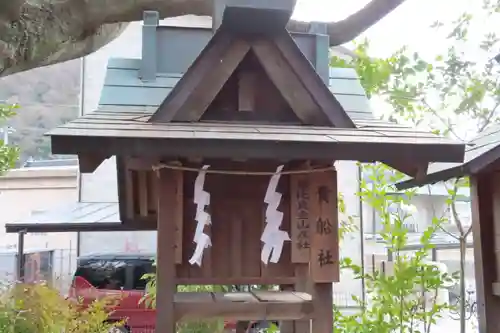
[
  {"x1": 333, "y1": 163, "x2": 457, "y2": 333},
  {"x1": 0, "y1": 282, "x2": 122, "y2": 333}
]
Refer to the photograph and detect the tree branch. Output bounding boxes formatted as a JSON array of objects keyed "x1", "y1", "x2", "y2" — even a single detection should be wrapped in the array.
[
  {"x1": 445, "y1": 178, "x2": 467, "y2": 236},
  {"x1": 82, "y1": 0, "x2": 408, "y2": 46},
  {"x1": 426, "y1": 184, "x2": 460, "y2": 240},
  {"x1": 288, "y1": 0, "x2": 407, "y2": 45},
  {"x1": 422, "y1": 98, "x2": 464, "y2": 141},
  {"x1": 477, "y1": 99, "x2": 500, "y2": 132},
  {"x1": 0, "y1": 0, "x2": 407, "y2": 77}
]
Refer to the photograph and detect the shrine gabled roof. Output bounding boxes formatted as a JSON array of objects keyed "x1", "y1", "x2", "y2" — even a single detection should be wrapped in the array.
[
  {"x1": 141, "y1": 1, "x2": 354, "y2": 128},
  {"x1": 47, "y1": 0, "x2": 466, "y2": 179},
  {"x1": 396, "y1": 123, "x2": 500, "y2": 189},
  {"x1": 99, "y1": 58, "x2": 374, "y2": 121},
  {"x1": 48, "y1": 108, "x2": 464, "y2": 168},
  {"x1": 147, "y1": 24, "x2": 354, "y2": 127}
]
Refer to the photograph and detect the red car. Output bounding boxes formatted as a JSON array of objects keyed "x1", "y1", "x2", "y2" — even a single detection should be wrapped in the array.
[
  {"x1": 69, "y1": 253, "x2": 272, "y2": 333},
  {"x1": 69, "y1": 253, "x2": 156, "y2": 332}
]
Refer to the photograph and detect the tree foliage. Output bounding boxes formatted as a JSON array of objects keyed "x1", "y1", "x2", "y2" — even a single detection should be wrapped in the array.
[
  {"x1": 334, "y1": 163, "x2": 457, "y2": 333},
  {"x1": 332, "y1": 1, "x2": 500, "y2": 330},
  {"x1": 0, "y1": 104, "x2": 19, "y2": 174},
  {"x1": 0, "y1": 283, "x2": 121, "y2": 333},
  {"x1": 332, "y1": 1, "x2": 500, "y2": 136}
]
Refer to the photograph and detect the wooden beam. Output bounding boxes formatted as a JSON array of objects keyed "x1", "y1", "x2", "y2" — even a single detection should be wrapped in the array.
[
  {"x1": 52, "y1": 135, "x2": 466, "y2": 166},
  {"x1": 150, "y1": 30, "x2": 249, "y2": 123},
  {"x1": 138, "y1": 171, "x2": 149, "y2": 217},
  {"x1": 311, "y1": 283, "x2": 333, "y2": 333},
  {"x1": 230, "y1": 216, "x2": 243, "y2": 277},
  {"x1": 273, "y1": 32, "x2": 355, "y2": 128},
  {"x1": 174, "y1": 276, "x2": 296, "y2": 285},
  {"x1": 294, "y1": 265, "x2": 313, "y2": 333},
  {"x1": 238, "y1": 69, "x2": 256, "y2": 112},
  {"x1": 173, "y1": 168, "x2": 184, "y2": 264},
  {"x1": 251, "y1": 39, "x2": 331, "y2": 126},
  {"x1": 78, "y1": 154, "x2": 107, "y2": 173},
  {"x1": 125, "y1": 169, "x2": 135, "y2": 219},
  {"x1": 289, "y1": 165, "x2": 314, "y2": 333},
  {"x1": 309, "y1": 168, "x2": 339, "y2": 283},
  {"x1": 173, "y1": 38, "x2": 249, "y2": 121},
  {"x1": 279, "y1": 284, "x2": 296, "y2": 333},
  {"x1": 147, "y1": 171, "x2": 157, "y2": 213},
  {"x1": 125, "y1": 157, "x2": 157, "y2": 171},
  {"x1": 116, "y1": 157, "x2": 131, "y2": 221},
  {"x1": 150, "y1": 30, "x2": 233, "y2": 123},
  {"x1": 220, "y1": 0, "x2": 295, "y2": 34},
  {"x1": 382, "y1": 160, "x2": 429, "y2": 179},
  {"x1": 156, "y1": 168, "x2": 179, "y2": 333},
  {"x1": 174, "y1": 291, "x2": 313, "y2": 321},
  {"x1": 471, "y1": 173, "x2": 500, "y2": 333},
  {"x1": 290, "y1": 171, "x2": 312, "y2": 263}
]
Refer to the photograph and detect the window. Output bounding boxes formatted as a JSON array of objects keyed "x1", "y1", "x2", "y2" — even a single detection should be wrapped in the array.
[
  {"x1": 75, "y1": 259, "x2": 127, "y2": 290},
  {"x1": 132, "y1": 259, "x2": 154, "y2": 290}
]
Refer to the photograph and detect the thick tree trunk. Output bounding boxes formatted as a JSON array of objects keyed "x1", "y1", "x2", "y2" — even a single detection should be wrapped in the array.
[{"x1": 0, "y1": 0, "x2": 405, "y2": 77}]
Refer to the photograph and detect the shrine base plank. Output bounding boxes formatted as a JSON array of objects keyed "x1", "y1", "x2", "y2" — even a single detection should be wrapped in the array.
[{"x1": 174, "y1": 291, "x2": 314, "y2": 321}]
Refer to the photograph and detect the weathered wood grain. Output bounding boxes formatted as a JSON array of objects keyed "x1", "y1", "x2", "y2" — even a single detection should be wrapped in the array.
[{"x1": 309, "y1": 169, "x2": 339, "y2": 283}]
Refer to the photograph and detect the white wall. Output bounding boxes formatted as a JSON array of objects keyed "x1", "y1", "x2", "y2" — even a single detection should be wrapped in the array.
[
  {"x1": 363, "y1": 193, "x2": 456, "y2": 235},
  {"x1": 335, "y1": 161, "x2": 364, "y2": 306},
  {"x1": 0, "y1": 167, "x2": 79, "y2": 290},
  {"x1": 0, "y1": 167, "x2": 78, "y2": 249}
]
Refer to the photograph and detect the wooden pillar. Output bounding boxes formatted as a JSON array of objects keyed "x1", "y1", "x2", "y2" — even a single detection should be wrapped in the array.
[
  {"x1": 294, "y1": 265, "x2": 312, "y2": 333},
  {"x1": 16, "y1": 230, "x2": 26, "y2": 282},
  {"x1": 279, "y1": 284, "x2": 295, "y2": 333},
  {"x1": 155, "y1": 168, "x2": 183, "y2": 333},
  {"x1": 290, "y1": 167, "x2": 338, "y2": 333},
  {"x1": 290, "y1": 170, "x2": 314, "y2": 333},
  {"x1": 471, "y1": 174, "x2": 500, "y2": 333},
  {"x1": 310, "y1": 169, "x2": 338, "y2": 333},
  {"x1": 311, "y1": 283, "x2": 333, "y2": 333}
]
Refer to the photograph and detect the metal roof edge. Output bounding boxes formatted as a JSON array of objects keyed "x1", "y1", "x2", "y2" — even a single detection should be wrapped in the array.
[
  {"x1": 106, "y1": 56, "x2": 362, "y2": 79},
  {"x1": 394, "y1": 164, "x2": 467, "y2": 190}
]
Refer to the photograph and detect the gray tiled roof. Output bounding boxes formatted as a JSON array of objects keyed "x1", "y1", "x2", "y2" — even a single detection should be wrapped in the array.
[
  {"x1": 98, "y1": 58, "x2": 375, "y2": 121},
  {"x1": 5, "y1": 202, "x2": 121, "y2": 233}
]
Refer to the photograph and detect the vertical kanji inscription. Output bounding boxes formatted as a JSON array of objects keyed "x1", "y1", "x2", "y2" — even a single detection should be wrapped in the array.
[
  {"x1": 291, "y1": 174, "x2": 311, "y2": 263},
  {"x1": 310, "y1": 169, "x2": 339, "y2": 282}
]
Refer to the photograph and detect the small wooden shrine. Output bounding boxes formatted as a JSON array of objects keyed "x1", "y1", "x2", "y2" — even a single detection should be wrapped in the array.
[
  {"x1": 44, "y1": 1, "x2": 465, "y2": 332},
  {"x1": 397, "y1": 125, "x2": 500, "y2": 333}
]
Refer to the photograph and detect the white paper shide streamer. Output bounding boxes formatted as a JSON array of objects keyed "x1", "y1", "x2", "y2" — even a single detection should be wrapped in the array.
[
  {"x1": 189, "y1": 165, "x2": 212, "y2": 266},
  {"x1": 261, "y1": 165, "x2": 291, "y2": 264}
]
